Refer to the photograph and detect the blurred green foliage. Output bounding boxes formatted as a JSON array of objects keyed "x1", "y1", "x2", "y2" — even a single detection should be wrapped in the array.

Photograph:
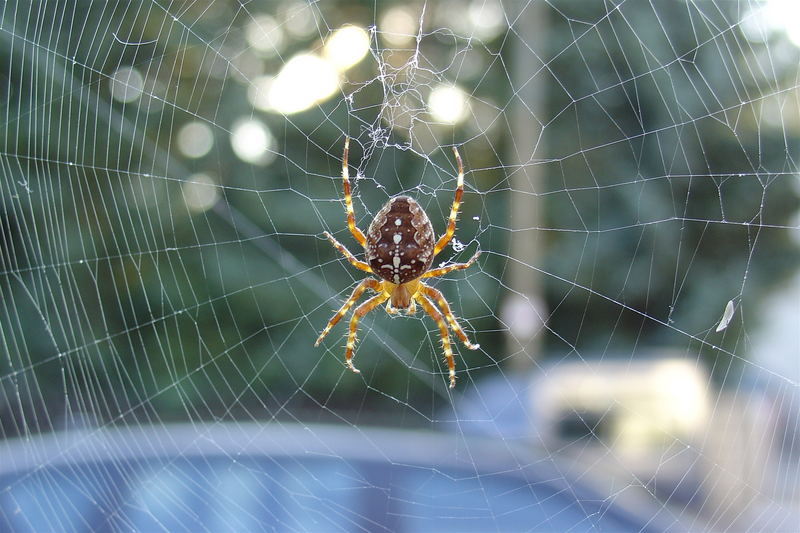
[{"x1": 0, "y1": 0, "x2": 798, "y2": 432}]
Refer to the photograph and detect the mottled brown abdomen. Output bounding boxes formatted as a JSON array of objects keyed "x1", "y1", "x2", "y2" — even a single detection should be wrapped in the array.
[{"x1": 365, "y1": 196, "x2": 435, "y2": 285}]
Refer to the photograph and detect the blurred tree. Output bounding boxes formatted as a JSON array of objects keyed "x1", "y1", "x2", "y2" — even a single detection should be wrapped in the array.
[{"x1": 539, "y1": 1, "x2": 800, "y2": 374}]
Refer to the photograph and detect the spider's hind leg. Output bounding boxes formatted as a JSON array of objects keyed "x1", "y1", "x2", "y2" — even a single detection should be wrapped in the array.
[
  {"x1": 323, "y1": 231, "x2": 372, "y2": 273},
  {"x1": 432, "y1": 146, "x2": 466, "y2": 257},
  {"x1": 341, "y1": 137, "x2": 367, "y2": 247},
  {"x1": 422, "y1": 250, "x2": 480, "y2": 279}
]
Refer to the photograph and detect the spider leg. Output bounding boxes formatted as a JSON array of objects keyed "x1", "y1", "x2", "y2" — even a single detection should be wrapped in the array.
[
  {"x1": 432, "y1": 146, "x2": 465, "y2": 257},
  {"x1": 323, "y1": 231, "x2": 372, "y2": 273},
  {"x1": 345, "y1": 291, "x2": 390, "y2": 374},
  {"x1": 420, "y1": 285, "x2": 480, "y2": 350},
  {"x1": 341, "y1": 137, "x2": 367, "y2": 247},
  {"x1": 315, "y1": 278, "x2": 381, "y2": 347},
  {"x1": 415, "y1": 293, "x2": 457, "y2": 389},
  {"x1": 422, "y1": 250, "x2": 480, "y2": 279}
]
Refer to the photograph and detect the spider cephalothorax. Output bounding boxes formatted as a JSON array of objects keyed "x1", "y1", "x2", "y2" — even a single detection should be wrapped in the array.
[{"x1": 315, "y1": 138, "x2": 480, "y2": 388}]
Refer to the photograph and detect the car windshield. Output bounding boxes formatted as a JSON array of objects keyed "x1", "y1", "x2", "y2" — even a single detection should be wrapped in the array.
[{"x1": 1, "y1": 454, "x2": 642, "y2": 533}]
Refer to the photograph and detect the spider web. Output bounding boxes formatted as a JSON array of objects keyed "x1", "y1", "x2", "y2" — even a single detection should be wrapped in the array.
[{"x1": 1, "y1": 0, "x2": 799, "y2": 531}]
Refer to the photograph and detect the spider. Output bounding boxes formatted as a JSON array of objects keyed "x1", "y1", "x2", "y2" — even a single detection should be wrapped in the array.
[{"x1": 315, "y1": 138, "x2": 480, "y2": 388}]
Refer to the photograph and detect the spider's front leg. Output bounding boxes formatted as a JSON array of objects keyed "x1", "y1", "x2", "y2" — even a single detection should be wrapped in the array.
[
  {"x1": 345, "y1": 292, "x2": 390, "y2": 374},
  {"x1": 420, "y1": 285, "x2": 480, "y2": 351},
  {"x1": 315, "y1": 278, "x2": 381, "y2": 346},
  {"x1": 416, "y1": 294, "x2": 456, "y2": 388}
]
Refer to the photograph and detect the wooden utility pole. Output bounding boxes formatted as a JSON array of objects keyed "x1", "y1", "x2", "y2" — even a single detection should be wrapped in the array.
[{"x1": 502, "y1": 2, "x2": 548, "y2": 372}]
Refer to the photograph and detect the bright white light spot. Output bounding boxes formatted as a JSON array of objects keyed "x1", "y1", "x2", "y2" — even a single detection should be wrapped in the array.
[
  {"x1": 716, "y1": 299, "x2": 736, "y2": 332},
  {"x1": 653, "y1": 359, "x2": 709, "y2": 430},
  {"x1": 428, "y1": 85, "x2": 469, "y2": 124},
  {"x1": 742, "y1": 0, "x2": 800, "y2": 46},
  {"x1": 248, "y1": 75, "x2": 274, "y2": 111},
  {"x1": 110, "y1": 67, "x2": 144, "y2": 103},
  {"x1": 182, "y1": 173, "x2": 219, "y2": 213},
  {"x1": 246, "y1": 14, "x2": 285, "y2": 56},
  {"x1": 230, "y1": 118, "x2": 275, "y2": 165},
  {"x1": 233, "y1": 50, "x2": 265, "y2": 81},
  {"x1": 281, "y1": 1, "x2": 317, "y2": 38},
  {"x1": 435, "y1": 0, "x2": 505, "y2": 41},
  {"x1": 468, "y1": 0, "x2": 506, "y2": 41},
  {"x1": 323, "y1": 26, "x2": 370, "y2": 71},
  {"x1": 380, "y1": 7, "x2": 417, "y2": 46},
  {"x1": 501, "y1": 293, "x2": 545, "y2": 341},
  {"x1": 741, "y1": 8, "x2": 770, "y2": 43},
  {"x1": 268, "y1": 54, "x2": 338, "y2": 114},
  {"x1": 176, "y1": 121, "x2": 214, "y2": 159}
]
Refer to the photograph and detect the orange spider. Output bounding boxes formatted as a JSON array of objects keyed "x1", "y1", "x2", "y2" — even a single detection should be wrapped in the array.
[{"x1": 315, "y1": 138, "x2": 480, "y2": 388}]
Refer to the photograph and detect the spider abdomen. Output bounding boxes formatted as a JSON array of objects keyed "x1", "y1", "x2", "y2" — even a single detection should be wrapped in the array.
[{"x1": 365, "y1": 196, "x2": 435, "y2": 285}]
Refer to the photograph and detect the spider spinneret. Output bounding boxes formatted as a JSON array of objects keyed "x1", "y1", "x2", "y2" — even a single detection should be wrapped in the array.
[{"x1": 315, "y1": 137, "x2": 480, "y2": 388}]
